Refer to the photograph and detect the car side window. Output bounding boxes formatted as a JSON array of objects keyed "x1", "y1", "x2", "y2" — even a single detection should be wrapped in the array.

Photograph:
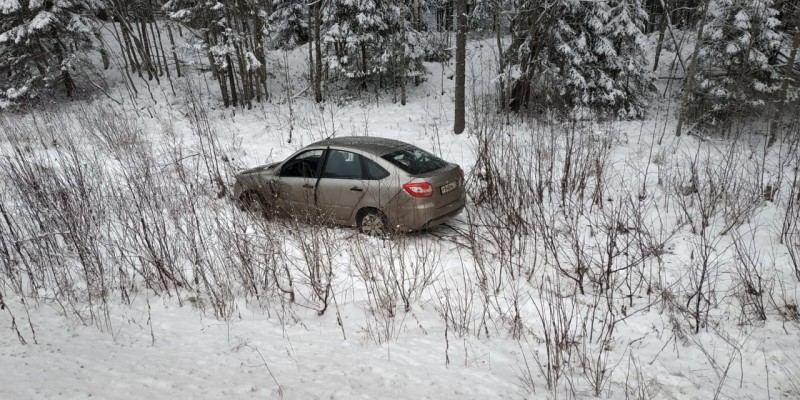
[
  {"x1": 322, "y1": 150, "x2": 364, "y2": 179},
  {"x1": 280, "y1": 149, "x2": 323, "y2": 178},
  {"x1": 363, "y1": 157, "x2": 389, "y2": 180}
]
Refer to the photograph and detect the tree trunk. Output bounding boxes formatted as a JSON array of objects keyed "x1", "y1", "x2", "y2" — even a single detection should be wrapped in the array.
[
  {"x1": 493, "y1": 0, "x2": 506, "y2": 110},
  {"x1": 454, "y1": 0, "x2": 467, "y2": 134},
  {"x1": 153, "y1": 20, "x2": 174, "y2": 94},
  {"x1": 96, "y1": 32, "x2": 110, "y2": 70},
  {"x1": 399, "y1": 5, "x2": 408, "y2": 106},
  {"x1": 62, "y1": 67, "x2": 75, "y2": 97},
  {"x1": 235, "y1": 0, "x2": 254, "y2": 109},
  {"x1": 768, "y1": 30, "x2": 800, "y2": 147},
  {"x1": 138, "y1": 20, "x2": 156, "y2": 81},
  {"x1": 308, "y1": 40, "x2": 315, "y2": 101},
  {"x1": 361, "y1": 44, "x2": 368, "y2": 89},
  {"x1": 116, "y1": 12, "x2": 157, "y2": 82},
  {"x1": 110, "y1": 21, "x2": 139, "y2": 96},
  {"x1": 653, "y1": 11, "x2": 667, "y2": 72},
  {"x1": 235, "y1": 40, "x2": 252, "y2": 108},
  {"x1": 120, "y1": 21, "x2": 142, "y2": 77},
  {"x1": 207, "y1": 32, "x2": 230, "y2": 107},
  {"x1": 658, "y1": 0, "x2": 686, "y2": 72},
  {"x1": 253, "y1": 0, "x2": 269, "y2": 101},
  {"x1": 312, "y1": 0, "x2": 324, "y2": 103},
  {"x1": 226, "y1": 53, "x2": 239, "y2": 107},
  {"x1": 412, "y1": 0, "x2": 422, "y2": 30},
  {"x1": 166, "y1": 23, "x2": 182, "y2": 77},
  {"x1": 675, "y1": 0, "x2": 710, "y2": 137},
  {"x1": 148, "y1": 21, "x2": 163, "y2": 76}
]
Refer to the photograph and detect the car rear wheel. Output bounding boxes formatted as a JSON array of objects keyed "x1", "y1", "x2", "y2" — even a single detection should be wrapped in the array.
[{"x1": 358, "y1": 209, "x2": 390, "y2": 237}]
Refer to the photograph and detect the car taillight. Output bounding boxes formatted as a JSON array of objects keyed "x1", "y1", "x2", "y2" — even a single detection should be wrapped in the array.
[
  {"x1": 403, "y1": 182, "x2": 433, "y2": 198},
  {"x1": 458, "y1": 168, "x2": 464, "y2": 186}
]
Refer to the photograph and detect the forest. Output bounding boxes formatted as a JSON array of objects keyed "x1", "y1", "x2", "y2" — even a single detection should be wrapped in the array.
[{"x1": 1, "y1": 0, "x2": 798, "y2": 131}]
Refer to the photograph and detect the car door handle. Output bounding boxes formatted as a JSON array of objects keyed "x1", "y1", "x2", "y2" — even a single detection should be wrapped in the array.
[
  {"x1": 350, "y1": 186, "x2": 364, "y2": 192},
  {"x1": 303, "y1": 184, "x2": 314, "y2": 189}
]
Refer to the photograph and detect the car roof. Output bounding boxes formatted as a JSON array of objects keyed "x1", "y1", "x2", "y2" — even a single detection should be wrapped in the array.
[{"x1": 308, "y1": 136, "x2": 410, "y2": 156}]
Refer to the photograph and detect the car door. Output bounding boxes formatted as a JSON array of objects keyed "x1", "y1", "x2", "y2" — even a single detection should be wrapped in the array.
[
  {"x1": 315, "y1": 149, "x2": 370, "y2": 223},
  {"x1": 272, "y1": 149, "x2": 324, "y2": 219}
]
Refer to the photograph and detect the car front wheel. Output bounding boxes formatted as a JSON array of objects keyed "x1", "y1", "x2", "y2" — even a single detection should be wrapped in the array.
[{"x1": 238, "y1": 191, "x2": 269, "y2": 214}]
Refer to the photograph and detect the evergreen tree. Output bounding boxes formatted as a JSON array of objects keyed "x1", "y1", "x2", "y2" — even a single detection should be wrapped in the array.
[
  {"x1": 322, "y1": 0, "x2": 427, "y2": 90},
  {"x1": 397, "y1": 19, "x2": 428, "y2": 79},
  {"x1": 323, "y1": 0, "x2": 393, "y2": 81},
  {"x1": 0, "y1": 0, "x2": 104, "y2": 103},
  {"x1": 505, "y1": 0, "x2": 654, "y2": 118},
  {"x1": 688, "y1": 0, "x2": 786, "y2": 125},
  {"x1": 267, "y1": 0, "x2": 309, "y2": 50}
]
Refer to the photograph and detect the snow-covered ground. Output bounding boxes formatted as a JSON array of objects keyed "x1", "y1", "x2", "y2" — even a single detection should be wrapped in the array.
[
  {"x1": 0, "y1": 297, "x2": 525, "y2": 399},
  {"x1": 2, "y1": 28, "x2": 800, "y2": 400}
]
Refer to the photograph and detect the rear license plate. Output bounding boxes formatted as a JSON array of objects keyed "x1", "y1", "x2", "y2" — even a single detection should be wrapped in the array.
[{"x1": 440, "y1": 181, "x2": 457, "y2": 195}]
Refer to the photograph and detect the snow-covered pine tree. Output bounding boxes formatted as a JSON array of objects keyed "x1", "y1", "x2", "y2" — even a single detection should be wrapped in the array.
[
  {"x1": 397, "y1": 18, "x2": 428, "y2": 81},
  {"x1": 505, "y1": 0, "x2": 653, "y2": 119},
  {"x1": 267, "y1": 0, "x2": 309, "y2": 50},
  {"x1": 688, "y1": 0, "x2": 785, "y2": 125},
  {"x1": 322, "y1": 0, "x2": 427, "y2": 92},
  {"x1": 594, "y1": 0, "x2": 653, "y2": 117},
  {"x1": 466, "y1": 0, "x2": 497, "y2": 34},
  {"x1": 0, "y1": 0, "x2": 104, "y2": 104},
  {"x1": 323, "y1": 0, "x2": 393, "y2": 84}
]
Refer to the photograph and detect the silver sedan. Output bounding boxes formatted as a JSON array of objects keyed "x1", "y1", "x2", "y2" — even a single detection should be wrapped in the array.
[{"x1": 233, "y1": 137, "x2": 465, "y2": 234}]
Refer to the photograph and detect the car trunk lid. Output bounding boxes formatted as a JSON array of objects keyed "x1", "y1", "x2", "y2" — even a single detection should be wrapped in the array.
[{"x1": 415, "y1": 163, "x2": 463, "y2": 208}]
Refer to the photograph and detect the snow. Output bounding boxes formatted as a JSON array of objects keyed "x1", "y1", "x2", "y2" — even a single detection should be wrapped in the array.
[
  {"x1": 5, "y1": 85, "x2": 27, "y2": 99},
  {"x1": 67, "y1": 14, "x2": 94, "y2": 34},
  {"x1": 0, "y1": 0, "x2": 20, "y2": 15},
  {"x1": 0, "y1": 300, "x2": 519, "y2": 399},
  {"x1": 734, "y1": 10, "x2": 751, "y2": 30},
  {"x1": 0, "y1": 26, "x2": 19, "y2": 44},
  {"x1": 245, "y1": 52, "x2": 262, "y2": 71},
  {"x1": 1, "y1": 21, "x2": 799, "y2": 400},
  {"x1": 169, "y1": 9, "x2": 190, "y2": 20},
  {"x1": 27, "y1": 11, "x2": 56, "y2": 33}
]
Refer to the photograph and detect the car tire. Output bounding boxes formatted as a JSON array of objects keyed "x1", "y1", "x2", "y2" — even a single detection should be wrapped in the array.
[{"x1": 357, "y1": 209, "x2": 390, "y2": 237}]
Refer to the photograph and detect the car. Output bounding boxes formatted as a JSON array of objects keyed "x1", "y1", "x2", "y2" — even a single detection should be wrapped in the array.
[{"x1": 233, "y1": 136, "x2": 466, "y2": 234}]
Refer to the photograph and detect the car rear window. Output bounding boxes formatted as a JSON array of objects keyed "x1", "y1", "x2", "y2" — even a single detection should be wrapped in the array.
[{"x1": 381, "y1": 146, "x2": 448, "y2": 175}]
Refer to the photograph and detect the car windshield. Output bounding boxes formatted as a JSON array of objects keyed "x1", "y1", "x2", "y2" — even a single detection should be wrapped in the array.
[{"x1": 381, "y1": 146, "x2": 448, "y2": 175}]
